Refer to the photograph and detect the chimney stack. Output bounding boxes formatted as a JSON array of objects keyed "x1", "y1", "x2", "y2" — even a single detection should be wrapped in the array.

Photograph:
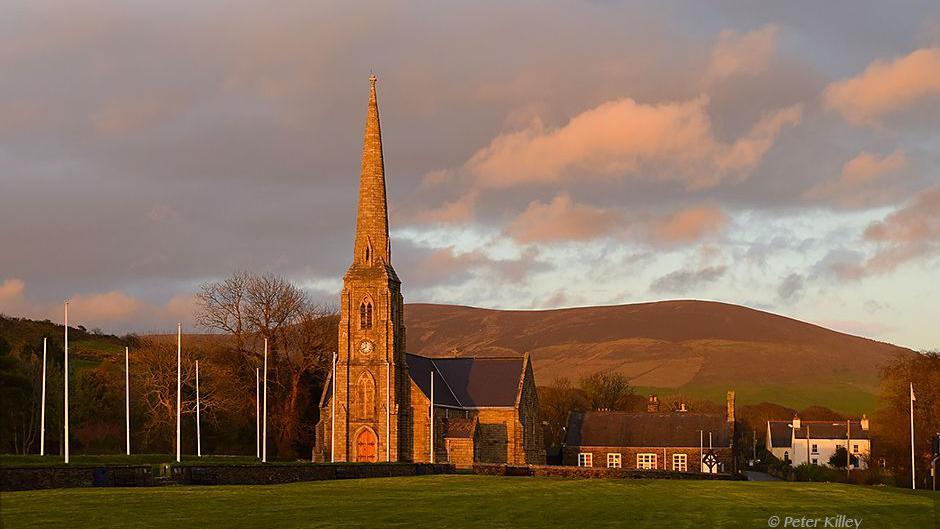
[
  {"x1": 647, "y1": 394, "x2": 660, "y2": 413},
  {"x1": 726, "y1": 390, "x2": 735, "y2": 423},
  {"x1": 860, "y1": 414, "x2": 869, "y2": 431},
  {"x1": 792, "y1": 416, "x2": 801, "y2": 430}
]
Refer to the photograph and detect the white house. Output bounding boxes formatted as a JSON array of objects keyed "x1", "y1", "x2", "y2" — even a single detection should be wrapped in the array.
[{"x1": 766, "y1": 416, "x2": 870, "y2": 469}]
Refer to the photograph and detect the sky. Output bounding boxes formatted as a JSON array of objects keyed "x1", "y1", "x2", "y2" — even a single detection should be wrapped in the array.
[{"x1": 1, "y1": 1, "x2": 938, "y2": 350}]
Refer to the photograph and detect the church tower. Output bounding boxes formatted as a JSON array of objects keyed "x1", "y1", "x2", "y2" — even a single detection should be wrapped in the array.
[{"x1": 333, "y1": 74, "x2": 410, "y2": 462}]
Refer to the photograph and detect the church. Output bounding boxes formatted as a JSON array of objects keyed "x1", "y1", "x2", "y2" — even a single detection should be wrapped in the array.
[{"x1": 313, "y1": 76, "x2": 545, "y2": 466}]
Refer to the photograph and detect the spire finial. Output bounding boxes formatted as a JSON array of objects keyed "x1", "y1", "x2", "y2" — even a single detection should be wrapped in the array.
[{"x1": 369, "y1": 72, "x2": 377, "y2": 87}]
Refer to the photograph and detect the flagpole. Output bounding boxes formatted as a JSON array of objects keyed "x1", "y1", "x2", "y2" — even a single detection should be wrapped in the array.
[
  {"x1": 256, "y1": 367, "x2": 260, "y2": 459},
  {"x1": 125, "y1": 346, "x2": 130, "y2": 455},
  {"x1": 429, "y1": 370, "x2": 434, "y2": 464},
  {"x1": 331, "y1": 352, "x2": 336, "y2": 463},
  {"x1": 910, "y1": 382, "x2": 916, "y2": 490},
  {"x1": 64, "y1": 301, "x2": 69, "y2": 465},
  {"x1": 176, "y1": 323, "x2": 181, "y2": 463},
  {"x1": 262, "y1": 338, "x2": 268, "y2": 463},
  {"x1": 196, "y1": 360, "x2": 201, "y2": 458},
  {"x1": 40, "y1": 337, "x2": 47, "y2": 456}
]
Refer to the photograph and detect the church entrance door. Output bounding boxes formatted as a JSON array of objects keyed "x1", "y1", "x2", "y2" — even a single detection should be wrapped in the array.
[{"x1": 356, "y1": 429, "x2": 377, "y2": 462}]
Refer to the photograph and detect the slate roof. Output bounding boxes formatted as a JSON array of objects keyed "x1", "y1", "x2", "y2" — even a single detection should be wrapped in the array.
[
  {"x1": 564, "y1": 411, "x2": 731, "y2": 448},
  {"x1": 768, "y1": 420, "x2": 870, "y2": 448},
  {"x1": 407, "y1": 353, "x2": 525, "y2": 408}
]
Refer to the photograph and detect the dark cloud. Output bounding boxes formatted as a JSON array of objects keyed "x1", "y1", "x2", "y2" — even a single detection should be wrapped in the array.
[
  {"x1": 649, "y1": 265, "x2": 728, "y2": 294},
  {"x1": 777, "y1": 273, "x2": 805, "y2": 303}
]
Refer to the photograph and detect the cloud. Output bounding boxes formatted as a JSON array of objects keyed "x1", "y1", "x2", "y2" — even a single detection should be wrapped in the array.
[
  {"x1": 0, "y1": 278, "x2": 27, "y2": 313},
  {"x1": 822, "y1": 188, "x2": 940, "y2": 279},
  {"x1": 824, "y1": 47, "x2": 940, "y2": 125},
  {"x1": 704, "y1": 25, "x2": 779, "y2": 85},
  {"x1": 647, "y1": 205, "x2": 728, "y2": 245},
  {"x1": 805, "y1": 149, "x2": 909, "y2": 207},
  {"x1": 465, "y1": 97, "x2": 801, "y2": 190},
  {"x1": 506, "y1": 193, "x2": 621, "y2": 243},
  {"x1": 649, "y1": 265, "x2": 727, "y2": 294},
  {"x1": 411, "y1": 191, "x2": 478, "y2": 225},
  {"x1": 777, "y1": 273, "x2": 805, "y2": 303}
]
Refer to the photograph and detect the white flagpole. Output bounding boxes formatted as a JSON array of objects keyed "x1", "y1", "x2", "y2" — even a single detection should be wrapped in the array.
[
  {"x1": 429, "y1": 371, "x2": 434, "y2": 464},
  {"x1": 40, "y1": 337, "x2": 47, "y2": 456},
  {"x1": 331, "y1": 352, "x2": 336, "y2": 463},
  {"x1": 262, "y1": 338, "x2": 268, "y2": 463},
  {"x1": 256, "y1": 367, "x2": 260, "y2": 459},
  {"x1": 386, "y1": 359, "x2": 390, "y2": 462},
  {"x1": 64, "y1": 301, "x2": 69, "y2": 464},
  {"x1": 699, "y1": 430, "x2": 703, "y2": 472},
  {"x1": 125, "y1": 346, "x2": 130, "y2": 455},
  {"x1": 196, "y1": 360, "x2": 201, "y2": 458},
  {"x1": 910, "y1": 382, "x2": 916, "y2": 490},
  {"x1": 176, "y1": 323, "x2": 181, "y2": 463}
]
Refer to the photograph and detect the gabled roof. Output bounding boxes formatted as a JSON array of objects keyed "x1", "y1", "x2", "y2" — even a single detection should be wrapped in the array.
[
  {"x1": 767, "y1": 420, "x2": 870, "y2": 447},
  {"x1": 565, "y1": 411, "x2": 731, "y2": 448},
  {"x1": 407, "y1": 353, "x2": 526, "y2": 408}
]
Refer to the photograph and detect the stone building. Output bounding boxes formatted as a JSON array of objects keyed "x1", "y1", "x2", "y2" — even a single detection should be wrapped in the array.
[
  {"x1": 313, "y1": 75, "x2": 544, "y2": 466},
  {"x1": 766, "y1": 416, "x2": 870, "y2": 469},
  {"x1": 562, "y1": 392, "x2": 737, "y2": 473}
]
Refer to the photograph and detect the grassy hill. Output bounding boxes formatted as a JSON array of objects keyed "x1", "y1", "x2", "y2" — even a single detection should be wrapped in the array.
[{"x1": 404, "y1": 300, "x2": 915, "y2": 414}]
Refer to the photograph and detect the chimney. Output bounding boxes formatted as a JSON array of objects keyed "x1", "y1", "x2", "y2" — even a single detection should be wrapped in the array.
[
  {"x1": 647, "y1": 394, "x2": 660, "y2": 413},
  {"x1": 792, "y1": 416, "x2": 801, "y2": 430},
  {"x1": 860, "y1": 414, "x2": 869, "y2": 431},
  {"x1": 726, "y1": 390, "x2": 735, "y2": 423},
  {"x1": 678, "y1": 402, "x2": 688, "y2": 413}
]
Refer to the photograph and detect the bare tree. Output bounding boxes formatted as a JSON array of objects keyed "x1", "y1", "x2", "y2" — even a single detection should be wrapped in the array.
[
  {"x1": 579, "y1": 371, "x2": 633, "y2": 411},
  {"x1": 195, "y1": 271, "x2": 251, "y2": 353}
]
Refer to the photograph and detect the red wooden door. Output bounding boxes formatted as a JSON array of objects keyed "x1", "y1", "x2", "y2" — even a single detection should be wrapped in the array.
[{"x1": 356, "y1": 429, "x2": 377, "y2": 462}]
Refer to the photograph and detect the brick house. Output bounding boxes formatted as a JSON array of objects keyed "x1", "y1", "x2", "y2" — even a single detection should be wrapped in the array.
[
  {"x1": 312, "y1": 75, "x2": 544, "y2": 466},
  {"x1": 766, "y1": 416, "x2": 870, "y2": 469},
  {"x1": 562, "y1": 392, "x2": 736, "y2": 473}
]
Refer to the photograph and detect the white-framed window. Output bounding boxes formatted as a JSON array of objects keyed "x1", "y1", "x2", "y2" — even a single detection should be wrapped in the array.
[
  {"x1": 578, "y1": 453, "x2": 593, "y2": 467},
  {"x1": 811, "y1": 458, "x2": 818, "y2": 465},
  {"x1": 636, "y1": 453, "x2": 657, "y2": 470},
  {"x1": 811, "y1": 444, "x2": 818, "y2": 453},
  {"x1": 853, "y1": 444, "x2": 859, "y2": 453},
  {"x1": 673, "y1": 453, "x2": 688, "y2": 471},
  {"x1": 607, "y1": 453, "x2": 621, "y2": 468},
  {"x1": 783, "y1": 451, "x2": 789, "y2": 462}
]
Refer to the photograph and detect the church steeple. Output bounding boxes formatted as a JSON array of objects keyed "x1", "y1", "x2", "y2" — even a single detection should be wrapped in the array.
[{"x1": 352, "y1": 74, "x2": 391, "y2": 268}]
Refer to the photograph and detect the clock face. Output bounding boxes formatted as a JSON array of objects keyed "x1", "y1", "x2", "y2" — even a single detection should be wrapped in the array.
[{"x1": 359, "y1": 340, "x2": 375, "y2": 355}]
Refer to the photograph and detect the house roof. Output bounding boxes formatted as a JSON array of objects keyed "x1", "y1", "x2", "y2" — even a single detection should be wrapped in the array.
[
  {"x1": 767, "y1": 420, "x2": 870, "y2": 448},
  {"x1": 407, "y1": 353, "x2": 525, "y2": 408},
  {"x1": 564, "y1": 411, "x2": 731, "y2": 448}
]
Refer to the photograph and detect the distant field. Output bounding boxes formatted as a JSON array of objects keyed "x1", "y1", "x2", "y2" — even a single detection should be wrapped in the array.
[{"x1": 0, "y1": 475, "x2": 934, "y2": 529}]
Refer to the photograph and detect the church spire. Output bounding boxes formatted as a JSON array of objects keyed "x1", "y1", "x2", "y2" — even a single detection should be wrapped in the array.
[{"x1": 352, "y1": 73, "x2": 391, "y2": 268}]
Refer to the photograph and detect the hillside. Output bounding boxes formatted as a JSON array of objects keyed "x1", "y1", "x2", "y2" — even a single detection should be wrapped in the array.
[{"x1": 404, "y1": 300, "x2": 914, "y2": 413}]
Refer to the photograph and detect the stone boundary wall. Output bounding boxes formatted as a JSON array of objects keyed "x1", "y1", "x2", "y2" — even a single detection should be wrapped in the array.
[
  {"x1": 1, "y1": 465, "x2": 154, "y2": 491},
  {"x1": 175, "y1": 462, "x2": 453, "y2": 485},
  {"x1": 472, "y1": 464, "x2": 742, "y2": 480},
  {"x1": 2, "y1": 463, "x2": 454, "y2": 491}
]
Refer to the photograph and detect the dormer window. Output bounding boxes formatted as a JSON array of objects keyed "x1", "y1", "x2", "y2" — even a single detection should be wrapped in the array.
[{"x1": 359, "y1": 299, "x2": 373, "y2": 329}]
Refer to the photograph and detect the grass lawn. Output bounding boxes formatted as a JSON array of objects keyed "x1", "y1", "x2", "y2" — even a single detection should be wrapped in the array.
[{"x1": 0, "y1": 475, "x2": 934, "y2": 529}]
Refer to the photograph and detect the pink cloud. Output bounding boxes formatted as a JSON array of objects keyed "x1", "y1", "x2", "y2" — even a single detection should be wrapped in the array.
[
  {"x1": 703, "y1": 24, "x2": 779, "y2": 85},
  {"x1": 465, "y1": 96, "x2": 800, "y2": 190},
  {"x1": 648, "y1": 205, "x2": 729, "y2": 245},
  {"x1": 412, "y1": 191, "x2": 478, "y2": 225},
  {"x1": 805, "y1": 149, "x2": 909, "y2": 207},
  {"x1": 506, "y1": 194, "x2": 621, "y2": 243},
  {"x1": 824, "y1": 47, "x2": 940, "y2": 125}
]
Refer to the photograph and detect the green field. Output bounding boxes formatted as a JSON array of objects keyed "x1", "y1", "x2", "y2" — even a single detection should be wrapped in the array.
[{"x1": 0, "y1": 475, "x2": 934, "y2": 529}]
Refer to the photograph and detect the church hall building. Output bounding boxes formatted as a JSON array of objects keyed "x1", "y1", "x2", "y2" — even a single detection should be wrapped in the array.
[{"x1": 313, "y1": 75, "x2": 545, "y2": 466}]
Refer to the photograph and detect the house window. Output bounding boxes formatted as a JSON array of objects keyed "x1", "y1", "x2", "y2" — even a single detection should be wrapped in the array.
[
  {"x1": 637, "y1": 453, "x2": 657, "y2": 470},
  {"x1": 359, "y1": 300, "x2": 373, "y2": 329},
  {"x1": 607, "y1": 453, "x2": 621, "y2": 469},
  {"x1": 673, "y1": 453, "x2": 688, "y2": 471},
  {"x1": 853, "y1": 444, "x2": 859, "y2": 453},
  {"x1": 783, "y1": 451, "x2": 789, "y2": 462},
  {"x1": 578, "y1": 453, "x2": 592, "y2": 467},
  {"x1": 811, "y1": 458, "x2": 818, "y2": 465},
  {"x1": 811, "y1": 444, "x2": 818, "y2": 454}
]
